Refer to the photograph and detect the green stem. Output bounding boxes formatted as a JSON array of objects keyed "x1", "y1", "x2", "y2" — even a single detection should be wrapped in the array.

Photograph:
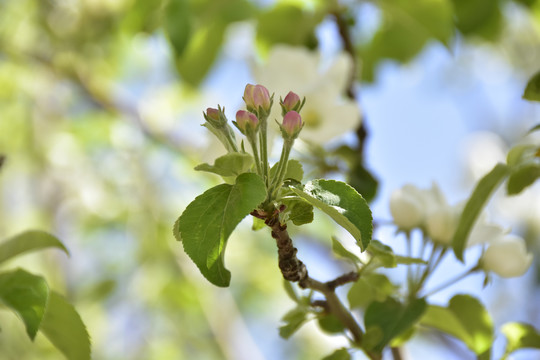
[
  {"x1": 259, "y1": 117, "x2": 269, "y2": 187},
  {"x1": 405, "y1": 233, "x2": 414, "y2": 294},
  {"x1": 225, "y1": 126, "x2": 239, "y2": 152},
  {"x1": 269, "y1": 140, "x2": 293, "y2": 200},
  {"x1": 247, "y1": 135, "x2": 262, "y2": 177},
  {"x1": 423, "y1": 266, "x2": 479, "y2": 297},
  {"x1": 414, "y1": 234, "x2": 428, "y2": 281},
  {"x1": 413, "y1": 246, "x2": 448, "y2": 296}
]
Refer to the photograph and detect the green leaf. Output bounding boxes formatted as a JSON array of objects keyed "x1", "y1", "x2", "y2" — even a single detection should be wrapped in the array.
[
  {"x1": 195, "y1": 152, "x2": 254, "y2": 179},
  {"x1": 40, "y1": 291, "x2": 91, "y2": 360},
  {"x1": 523, "y1": 70, "x2": 540, "y2": 102},
  {"x1": 347, "y1": 162, "x2": 379, "y2": 204},
  {"x1": 279, "y1": 307, "x2": 308, "y2": 339},
  {"x1": 420, "y1": 294, "x2": 493, "y2": 354},
  {"x1": 506, "y1": 144, "x2": 538, "y2": 166},
  {"x1": 361, "y1": 0, "x2": 454, "y2": 81},
  {"x1": 507, "y1": 163, "x2": 540, "y2": 195},
  {"x1": 0, "y1": 230, "x2": 69, "y2": 265},
  {"x1": 390, "y1": 326, "x2": 417, "y2": 347},
  {"x1": 452, "y1": 163, "x2": 509, "y2": 261},
  {"x1": 348, "y1": 273, "x2": 396, "y2": 309},
  {"x1": 0, "y1": 269, "x2": 49, "y2": 340},
  {"x1": 322, "y1": 348, "x2": 351, "y2": 360},
  {"x1": 318, "y1": 313, "x2": 346, "y2": 334},
  {"x1": 366, "y1": 240, "x2": 427, "y2": 268},
  {"x1": 367, "y1": 240, "x2": 396, "y2": 268},
  {"x1": 451, "y1": 0, "x2": 503, "y2": 40},
  {"x1": 290, "y1": 180, "x2": 373, "y2": 250},
  {"x1": 175, "y1": 22, "x2": 225, "y2": 87},
  {"x1": 502, "y1": 322, "x2": 540, "y2": 356},
  {"x1": 395, "y1": 255, "x2": 428, "y2": 265},
  {"x1": 283, "y1": 199, "x2": 314, "y2": 226},
  {"x1": 283, "y1": 279, "x2": 299, "y2": 303},
  {"x1": 174, "y1": 173, "x2": 266, "y2": 287},
  {"x1": 164, "y1": 0, "x2": 191, "y2": 58},
  {"x1": 256, "y1": 4, "x2": 322, "y2": 53},
  {"x1": 527, "y1": 123, "x2": 540, "y2": 134},
  {"x1": 512, "y1": 0, "x2": 538, "y2": 7},
  {"x1": 283, "y1": 159, "x2": 303, "y2": 182},
  {"x1": 364, "y1": 297, "x2": 427, "y2": 352},
  {"x1": 331, "y1": 236, "x2": 361, "y2": 266},
  {"x1": 252, "y1": 216, "x2": 265, "y2": 231}
]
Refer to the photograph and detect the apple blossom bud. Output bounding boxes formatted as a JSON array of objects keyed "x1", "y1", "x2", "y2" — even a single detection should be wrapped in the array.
[
  {"x1": 389, "y1": 185, "x2": 425, "y2": 230},
  {"x1": 234, "y1": 110, "x2": 259, "y2": 134},
  {"x1": 203, "y1": 106, "x2": 227, "y2": 127},
  {"x1": 280, "y1": 91, "x2": 303, "y2": 114},
  {"x1": 426, "y1": 206, "x2": 458, "y2": 245},
  {"x1": 281, "y1": 110, "x2": 303, "y2": 139},
  {"x1": 243, "y1": 84, "x2": 272, "y2": 114},
  {"x1": 482, "y1": 234, "x2": 533, "y2": 277}
]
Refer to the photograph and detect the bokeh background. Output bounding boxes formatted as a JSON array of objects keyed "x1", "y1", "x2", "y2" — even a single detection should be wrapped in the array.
[{"x1": 0, "y1": 0, "x2": 539, "y2": 359}]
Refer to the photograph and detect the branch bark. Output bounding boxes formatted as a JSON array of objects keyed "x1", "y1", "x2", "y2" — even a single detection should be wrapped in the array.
[
  {"x1": 254, "y1": 210, "x2": 377, "y2": 355},
  {"x1": 331, "y1": 10, "x2": 369, "y2": 159}
]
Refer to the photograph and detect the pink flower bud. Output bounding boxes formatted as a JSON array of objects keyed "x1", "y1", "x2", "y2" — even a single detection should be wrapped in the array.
[
  {"x1": 235, "y1": 110, "x2": 259, "y2": 133},
  {"x1": 204, "y1": 106, "x2": 227, "y2": 127},
  {"x1": 282, "y1": 111, "x2": 303, "y2": 137},
  {"x1": 243, "y1": 84, "x2": 271, "y2": 113},
  {"x1": 281, "y1": 91, "x2": 302, "y2": 113},
  {"x1": 206, "y1": 107, "x2": 220, "y2": 121}
]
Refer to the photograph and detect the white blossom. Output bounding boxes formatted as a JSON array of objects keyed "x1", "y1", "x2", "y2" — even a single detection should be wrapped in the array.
[
  {"x1": 482, "y1": 234, "x2": 533, "y2": 278},
  {"x1": 389, "y1": 183, "x2": 448, "y2": 233},
  {"x1": 252, "y1": 45, "x2": 361, "y2": 143},
  {"x1": 389, "y1": 184, "x2": 425, "y2": 230}
]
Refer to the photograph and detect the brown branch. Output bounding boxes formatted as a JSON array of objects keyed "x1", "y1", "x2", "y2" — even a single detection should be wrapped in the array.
[
  {"x1": 262, "y1": 211, "x2": 367, "y2": 347},
  {"x1": 391, "y1": 347, "x2": 404, "y2": 360},
  {"x1": 327, "y1": 271, "x2": 359, "y2": 291},
  {"x1": 331, "y1": 9, "x2": 369, "y2": 160}
]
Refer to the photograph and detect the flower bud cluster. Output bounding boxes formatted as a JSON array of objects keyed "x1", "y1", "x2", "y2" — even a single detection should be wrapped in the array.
[{"x1": 201, "y1": 83, "x2": 309, "y2": 206}]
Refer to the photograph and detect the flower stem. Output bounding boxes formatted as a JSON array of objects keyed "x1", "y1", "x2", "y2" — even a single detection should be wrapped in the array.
[
  {"x1": 423, "y1": 266, "x2": 480, "y2": 297},
  {"x1": 247, "y1": 136, "x2": 262, "y2": 177},
  {"x1": 412, "y1": 246, "x2": 448, "y2": 296},
  {"x1": 225, "y1": 126, "x2": 239, "y2": 152},
  {"x1": 259, "y1": 117, "x2": 269, "y2": 187},
  {"x1": 269, "y1": 139, "x2": 293, "y2": 200}
]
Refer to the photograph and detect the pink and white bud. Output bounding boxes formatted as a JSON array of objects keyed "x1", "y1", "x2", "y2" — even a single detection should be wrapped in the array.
[
  {"x1": 235, "y1": 110, "x2": 259, "y2": 134},
  {"x1": 243, "y1": 84, "x2": 272, "y2": 113},
  {"x1": 281, "y1": 110, "x2": 303, "y2": 138},
  {"x1": 204, "y1": 106, "x2": 227, "y2": 127},
  {"x1": 281, "y1": 91, "x2": 302, "y2": 113}
]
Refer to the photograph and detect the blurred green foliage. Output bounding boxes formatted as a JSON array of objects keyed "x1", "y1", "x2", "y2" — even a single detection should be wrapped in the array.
[{"x1": 0, "y1": 0, "x2": 539, "y2": 358}]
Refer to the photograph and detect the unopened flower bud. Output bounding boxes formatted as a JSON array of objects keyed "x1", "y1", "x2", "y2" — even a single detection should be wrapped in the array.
[
  {"x1": 426, "y1": 206, "x2": 458, "y2": 245},
  {"x1": 389, "y1": 185, "x2": 424, "y2": 231},
  {"x1": 482, "y1": 234, "x2": 533, "y2": 278},
  {"x1": 243, "y1": 84, "x2": 272, "y2": 115},
  {"x1": 280, "y1": 110, "x2": 303, "y2": 139},
  {"x1": 234, "y1": 110, "x2": 259, "y2": 134},
  {"x1": 203, "y1": 106, "x2": 227, "y2": 127},
  {"x1": 280, "y1": 91, "x2": 303, "y2": 115}
]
